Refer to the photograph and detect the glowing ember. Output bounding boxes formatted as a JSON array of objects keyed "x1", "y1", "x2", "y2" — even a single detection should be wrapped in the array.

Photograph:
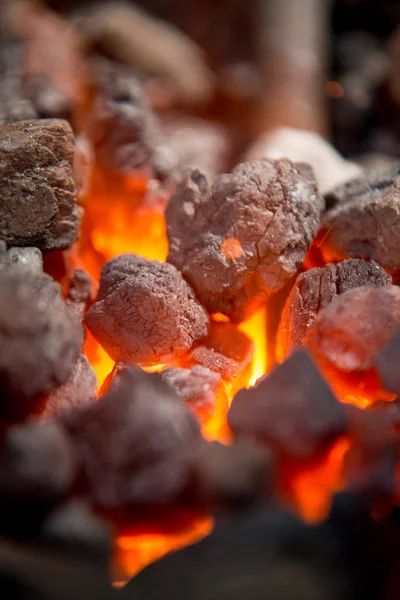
[
  {"x1": 280, "y1": 437, "x2": 350, "y2": 523},
  {"x1": 83, "y1": 330, "x2": 114, "y2": 393},
  {"x1": 238, "y1": 306, "x2": 268, "y2": 388},
  {"x1": 221, "y1": 237, "x2": 243, "y2": 260}
]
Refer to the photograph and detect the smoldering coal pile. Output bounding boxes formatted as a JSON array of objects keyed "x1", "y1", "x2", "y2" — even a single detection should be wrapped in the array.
[{"x1": 3, "y1": 2, "x2": 400, "y2": 600}]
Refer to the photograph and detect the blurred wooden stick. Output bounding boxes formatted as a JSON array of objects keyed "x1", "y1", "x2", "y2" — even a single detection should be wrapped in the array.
[
  {"x1": 256, "y1": 0, "x2": 332, "y2": 136},
  {"x1": 74, "y1": 1, "x2": 215, "y2": 106}
]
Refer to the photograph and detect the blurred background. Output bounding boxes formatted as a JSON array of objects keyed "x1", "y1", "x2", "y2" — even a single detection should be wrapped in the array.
[
  {"x1": 39, "y1": 0, "x2": 400, "y2": 159},
  {"x1": 4, "y1": 0, "x2": 400, "y2": 168}
]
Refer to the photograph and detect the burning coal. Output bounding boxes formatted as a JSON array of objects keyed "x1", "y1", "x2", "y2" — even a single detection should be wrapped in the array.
[{"x1": 1, "y1": 2, "x2": 400, "y2": 599}]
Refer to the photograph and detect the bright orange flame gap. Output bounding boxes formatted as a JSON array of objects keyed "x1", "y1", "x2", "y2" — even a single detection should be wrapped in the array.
[
  {"x1": 83, "y1": 329, "x2": 115, "y2": 393},
  {"x1": 238, "y1": 306, "x2": 268, "y2": 389},
  {"x1": 112, "y1": 515, "x2": 214, "y2": 584},
  {"x1": 279, "y1": 437, "x2": 350, "y2": 524}
]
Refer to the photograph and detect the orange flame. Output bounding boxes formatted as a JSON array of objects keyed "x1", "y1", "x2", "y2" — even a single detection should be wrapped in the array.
[{"x1": 113, "y1": 515, "x2": 214, "y2": 584}]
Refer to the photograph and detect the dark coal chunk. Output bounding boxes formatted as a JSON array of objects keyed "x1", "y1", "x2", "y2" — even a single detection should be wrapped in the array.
[
  {"x1": 85, "y1": 254, "x2": 209, "y2": 365},
  {"x1": 162, "y1": 366, "x2": 221, "y2": 422},
  {"x1": 306, "y1": 285, "x2": 400, "y2": 374},
  {"x1": 62, "y1": 367, "x2": 202, "y2": 509},
  {"x1": 192, "y1": 439, "x2": 274, "y2": 509},
  {"x1": 228, "y1": 350, "x2": 346, "y2": 458},
  {"x1": 39, "y1": 499, "x2": 111, "y2": 565},
  {"x1": 320, "y1": 166, "x2": 400, "y2": 271},
  {"x1": 66, "y1": 268, "x2": 93, "y2": 307},
  {"x1": 278, "y1": 259, "x2": 391, "y2": 360},
  {"x1": 344, "y1": 406, "x2": 399, "y2": 498},
  {"x1": 85, "y1": 58, "x2": 158, "y2": 173},
  {"x1": 0, "y1": 269, "x2": 82, "y2": 421},
  {"x1": 376, "y1": 328, "x2": 400, "y2": 395},
  {"x1": 41, "y1": 355, "x2": 97, "y2": 420},
  {"x1": 65, "y1": 268, "x2": 94, "y2": 322},
  {"x1": 187, "y1": 323, "x2": 254, "y2": 393},
  {"x1": 166, "y1": 158, "x2": 323, "y2": 322},
  {"x1": 0, "y1": 119, "x2": 82, "y2": 251},
  {"x1": 121, "y1": 503, "x2": 352, "y2": 600},
  {"x1": 0, "y1": 421, "x2": 76, "y2": 536}
]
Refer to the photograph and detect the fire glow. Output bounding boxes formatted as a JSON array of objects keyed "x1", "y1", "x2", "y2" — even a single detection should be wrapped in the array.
[
  {"x1": 11, "y1": 2, "x2": 396, "y2": 585},
  {"x1": 77, "y1": 163, "x2": 381, "y2": 584}
]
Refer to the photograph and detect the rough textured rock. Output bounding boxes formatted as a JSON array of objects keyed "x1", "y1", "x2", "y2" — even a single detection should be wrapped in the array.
[
  {"x1": 228, "y1": 350, "x2": 346, "y2": 459},
  {"x1": 0, "y1": 267, "x2": 82, "y2": 421},
  {"x1": 0, "y1": 119, "x2": 82, "y2": 251},
  {"x1": 186, "y1": 323, "x2": 254, "y2": 393},
  {"x1": 278, "y1": 259, "x2": 391, "y2": 361},
  {"x1": 306, "y1": 285, "x2": 400, "y2": 374},
  {"x1": 61, "y1": 367, "x2": 202, "y2": 509},
  {"x1": 166, "y1": 158, "x2": 323, "y2": 322},
  {"x1": 162, "y1": 365, "x2": 221, "y2": 422},
  {"x1": 320, "y1": 165, "x2": 400, "y2": 272},
  {"x1": 85, "y1": 254, "x2": 209, "y2": 365},
  {"x1": 41, "y1": 355, "x2": 97, "y2": 420}
]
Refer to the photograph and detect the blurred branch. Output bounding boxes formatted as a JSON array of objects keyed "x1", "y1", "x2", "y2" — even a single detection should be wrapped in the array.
[
  {"x1": 256, "y1": 0, "x2": 333, "y2": 136},
  {"x1": 73, "y1": 1, "x2": 215, "y2": 106}
]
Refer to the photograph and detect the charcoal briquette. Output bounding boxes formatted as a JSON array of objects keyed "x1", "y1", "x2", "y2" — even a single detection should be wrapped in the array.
[
  {"x1": 61, "y1": 366, "x2": 202, "y2": 509},
  {"x1": 320, "y1": 166, "x2": 400, "y2": 271},
  {"x1": 41, "y1": 355, "x2": 97, "y2": 420},
  {"x1": 0, "y1": 268, "x2": 82, "y2": 421},
  {"x1": 228, "y1": 350, "x2": 346, "y2": 458},
  {"x1": 85, "y1": 254, "x2": 209, "y2": 365},
  {"x1": 278, "y1": 259, "x2": 391, "y2": 360},
  {"x1": 306, "y1": 285, "x2": 400, "y2": 374},
  {"x1": 166, "y1": 158, "x2": 323, "y2": 322},
  {"x1": 0, "y1": 119, "x2": 82, "y2": 251}
]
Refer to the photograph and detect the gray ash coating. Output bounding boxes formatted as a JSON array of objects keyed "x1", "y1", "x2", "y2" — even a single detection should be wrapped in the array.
[
  {"x1": 41, "y1": 355, "x2": 97, "y2": 420},
  {"x1": 162, "y1": 365, "x2": 221, "y2": 420},
  {"x1": 166, "y1": 158, "x2": 323, "y2": 322},
  {"x1": 320, "y1": 165, "x2": 400, "y2": 272},
  {"x1": 0, "y1": 267, "x2": 82, "y2": 421},
  {"x1": 0, "y1": 119, "x2": 82, "y2": 251},
  {"x1": 278, "y1": 259, "x2": 391, "y2": 360},
  {"x1": 85, "y1": 254, "x2": 210, "y2": 365}
]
